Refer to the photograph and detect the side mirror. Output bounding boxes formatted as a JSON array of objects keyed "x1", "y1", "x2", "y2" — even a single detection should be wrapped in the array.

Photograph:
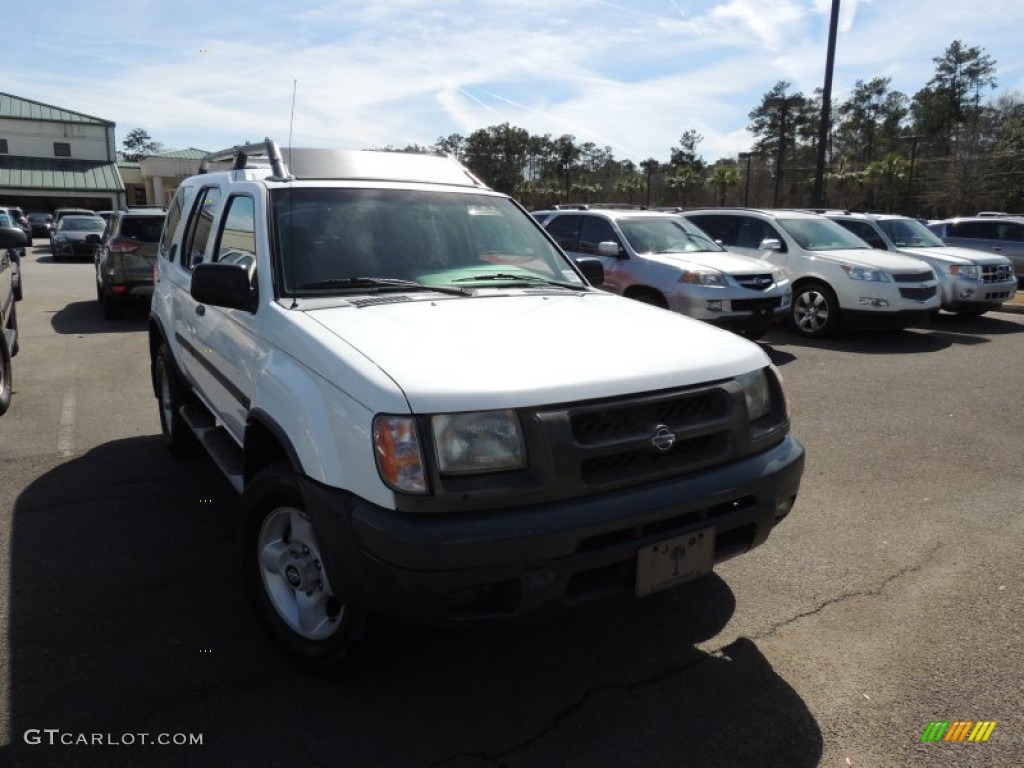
[
  {"x1": 191, "y1": 262, "x2": 255, "y2": 311},
  {"x1": 0, "y1": 226, "x2": 27, "y2": 248},
  {"x1": 597, "y1": 241, "x2": 622, "y2": 257},
  {"x1": 574, "y1": 256, "x2": 605, "y2": 287},
  {"x1": 759, "y1": 238, "x2": 784, "y2": 252}
]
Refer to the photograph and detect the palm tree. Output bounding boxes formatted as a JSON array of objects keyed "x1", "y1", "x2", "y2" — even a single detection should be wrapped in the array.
[{"x1": 708, "y1": 165, "x2": 741, "y2": 206}]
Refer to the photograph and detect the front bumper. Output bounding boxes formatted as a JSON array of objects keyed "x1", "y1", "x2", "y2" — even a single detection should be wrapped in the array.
[
  {"x1": 668, "y1": 288, "x2": 791, "y2": 331},
  {"x1": 301, "y1": 436, "x2": 805, "y2": 624},
  {"x1": 941, "y1": 276, "x2": 1017, "y2": 310}
]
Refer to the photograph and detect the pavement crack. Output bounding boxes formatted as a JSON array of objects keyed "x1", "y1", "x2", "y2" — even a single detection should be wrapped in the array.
[
  {"x1": 427, "y1": 542, "x2": 942, "y2": 768},
  {"x1": 747, "y1": 541, "x2": 943, "y2": 643}
]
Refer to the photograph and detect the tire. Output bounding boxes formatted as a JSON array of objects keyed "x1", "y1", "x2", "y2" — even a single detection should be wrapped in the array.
[
  {"x1": 8, "y1": 302, "x2": 17, "y2": 357},
  {"x1": 102, "y1": 290, "x2": 122, "y2": 320},
  {"x1": 240, "y1": 462, "x2": 389, "y2": 674},
  {"x1": 153, "y1": 344, "x2": 197, "y2": 456},
  {"x1": 0, "y1": 330, "x2": 11, "y2": 416},
  {"x1": 788, "y1": 281, "x2": 840, "y2": 338},
  {"x1": 627, "y1": 288, "x2": 669, "y2": 309}
]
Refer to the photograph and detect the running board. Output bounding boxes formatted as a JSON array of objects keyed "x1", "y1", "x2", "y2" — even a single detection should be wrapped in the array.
[{"x1": 180, "y1": 404, "x2": 244, "y2": 494}]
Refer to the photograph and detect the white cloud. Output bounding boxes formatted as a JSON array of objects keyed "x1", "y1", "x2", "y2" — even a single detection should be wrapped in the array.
[{"x1": 4, "y1": 0, "x2": 1024, "y2": 165}]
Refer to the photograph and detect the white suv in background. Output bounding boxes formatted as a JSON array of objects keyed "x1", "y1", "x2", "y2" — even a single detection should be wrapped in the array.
[
  {"x1": 534, "y1": 208, "x2": 791, "y2": 339},
  {"x1": 822, "y1": 212, "x2": 1017, "y2": 316},
  {"x1": 682, "y1": 209, "x2": 940, "y2": 338}
]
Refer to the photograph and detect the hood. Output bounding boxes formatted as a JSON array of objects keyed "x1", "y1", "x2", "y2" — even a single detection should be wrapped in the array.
[
  {"x1": 811, "y1": 247, "x2": 935, "y2": 273},
  {"x1": 896, "y1": 244, "x2": 1012, "y2": 267},
  {"x1": 302, "y1": 291, "x2": 769, "y2": 413},
  {"x1": 649, "y1": 250, "x2": 776, "y2": 275}
]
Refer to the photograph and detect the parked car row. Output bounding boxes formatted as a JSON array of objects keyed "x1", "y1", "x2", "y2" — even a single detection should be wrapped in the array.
[{"x1": 532, "y1": 205, "x2": 1018, "y2": 339}]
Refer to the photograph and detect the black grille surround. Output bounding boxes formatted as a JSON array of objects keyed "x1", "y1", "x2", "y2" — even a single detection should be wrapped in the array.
[
  {"x1": 734, "y1": 274, "x2": 776, "y2": 291},
  {"x1": 393, "y1": 375, "x2": 790, "y2": 514},
  {"x1": 893, "y1": 270, "x2": 934, "y2": 283},
  {"x1": 898, "y1": 285, "x2": 938, "y2": 301}
]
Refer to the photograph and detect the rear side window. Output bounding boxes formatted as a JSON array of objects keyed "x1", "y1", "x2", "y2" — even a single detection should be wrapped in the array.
[
  {"x1": 160, "y1": 189, "x2": 185, "y2": 261},
  {"x1": 998, "y1": 222, "x2": 1024, "y2": 242},
  {"x1": 686, "y1": 214, "x2": 741, "y2": 245},
  {"x1": 119, "y1": 216, "x2": 166, "y2": 242}
]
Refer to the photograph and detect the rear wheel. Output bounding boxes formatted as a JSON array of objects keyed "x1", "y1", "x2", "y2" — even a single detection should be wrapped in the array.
[
  {"x1": 154, "y1": 344, "x2": 197, "y2": 455},
  {"x1": 788, "y1": 281, "x2": 840, "y2": 338},
  {"x1": 0, "y1": 327, "x2": 11, "y2": 416},
  {"x1": 241, "y1": 463, "x2": 390, "y2": 674},
  {"x1": 102, "y1": 290, "x2": 122, "y2": 319}
]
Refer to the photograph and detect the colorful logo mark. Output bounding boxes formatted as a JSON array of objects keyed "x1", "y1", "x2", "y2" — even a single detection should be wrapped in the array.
[{"x1": 921, "y1": 721, "x2": 996, "y2": 742}]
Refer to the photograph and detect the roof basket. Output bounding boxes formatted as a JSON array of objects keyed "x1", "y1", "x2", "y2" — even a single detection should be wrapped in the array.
[{"x1": 199, "y1": 137, "x2": 292, "y2": 180}]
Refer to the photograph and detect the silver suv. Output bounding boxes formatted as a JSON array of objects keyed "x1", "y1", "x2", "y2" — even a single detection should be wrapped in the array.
[
  {"x1": 823, "y1": 212, "x2": 1016, "y2": 316},
  {"x1": 683, "y1": 209, "x2": 941, "y2": 338},
  {"x1": 926, "y1": 217, "x2": 1024, "y2": 287},
  {"x1": 535, "y1": 208, "x2": 791, "y2": 339}
]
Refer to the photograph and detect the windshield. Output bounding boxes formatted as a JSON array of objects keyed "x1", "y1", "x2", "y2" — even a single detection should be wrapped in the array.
[
  {"x1": 618, "y1": 217, "x2": 723, "y2": 254},
  {"x1": 776, "y1": 218, "x2": 871, "y2": 251},
  {"x1": 877, "y1": 217, "x2": 947, "y2": 248},
  {"x1": 58, "y1": 216, "x2": 105, "y2": 232},
  {"x1": 271, "y1": 188, "x2": 582, "y2": 295}
]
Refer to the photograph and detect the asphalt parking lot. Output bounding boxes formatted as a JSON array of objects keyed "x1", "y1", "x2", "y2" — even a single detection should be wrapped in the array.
[{"x1": 1, "y1": 244, "x2": 1022, "y2": 767}]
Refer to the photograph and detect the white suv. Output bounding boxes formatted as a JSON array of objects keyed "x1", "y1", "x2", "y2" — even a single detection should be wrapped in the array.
[
  {"x1": 683, "y1": 209, "x2": 941, "y2": 338},
  {"x1": 148, "y1": 140, "x2": 805, "y2": 672},
  {"x1": 534, "y1": 208, "x2": 791, "y2": 339},
  {"x1": 822, "y1": 212, "x2": 1017, "y2": 316}
]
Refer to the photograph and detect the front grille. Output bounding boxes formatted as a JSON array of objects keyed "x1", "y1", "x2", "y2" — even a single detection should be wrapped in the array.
[
  {"x1": 981, "y1": 264, "x2": 1014, "y2": 283},
  {"x1": 735, "y1": 274, "x2": 775, "y2": 291},
  {"x1": 899, "y1": 285, "x2": 937, "y2": 301},
  {"x1": 70, "y1": 243, "x2": 97, "y2": 255},
  {"x1": 732, "y1": 297, "x2": 782, "y2": 312},
  {"x1": 984, "y1": 290, "x2": 1012, "y2": 300},
  {"x1": 893, "y1": 271, "x2": 934, "y2": 283},
  {"x1": 563, "y1": 386, "x2": 739, "y2": 489}
]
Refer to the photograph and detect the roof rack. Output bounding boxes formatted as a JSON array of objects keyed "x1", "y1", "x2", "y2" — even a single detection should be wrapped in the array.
[{"x1": 199, "y1": 138, "x2": 291, "y2": 180}]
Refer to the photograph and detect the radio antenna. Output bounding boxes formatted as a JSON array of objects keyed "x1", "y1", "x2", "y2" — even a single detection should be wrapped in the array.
[
  {"x1": 288, "y1": 79, "x2": 297, "y2": 156},
  {"x1": 288, "y1": 78, "x2": 298, "y2": 309}
]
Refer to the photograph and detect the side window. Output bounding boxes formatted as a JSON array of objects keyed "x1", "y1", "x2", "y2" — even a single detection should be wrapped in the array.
[
  {"x1": 688, "y1": 215, "x2": 739, "y2": 245},
  {"x1": 838, "y1": 220, "x2": 886, "y2": 249},
  {"x1": 213, "y1": 196, "x2": 257, "y2": 274},
  {"x1": 160, "y1": 188, "x2": 186, "y2": 262},
  {"x1": 578, "y1": 217, "x2": 619, "y2": 255},
  {"x1": 950, "y1": 221, "x2": 998, "y2": 239},
  {"x1": 182, "y1": 186, "x2": 222, "y2": 269},
  {"x1": 544, "y1": 215, "x2": 582, "y2": 251},
  {"x1": 998, "y1": 223, "x2": 1024, "y2": 242}
]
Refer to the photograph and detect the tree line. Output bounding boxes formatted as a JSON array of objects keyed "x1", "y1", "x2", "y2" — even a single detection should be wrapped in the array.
[{"x1": 382, "y1": 40, "x2": 1023, "y2": 218}]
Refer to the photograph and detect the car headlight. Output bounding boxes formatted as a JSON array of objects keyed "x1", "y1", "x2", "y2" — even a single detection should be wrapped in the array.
[
  {"x1": 373, "y1": 415, "x2": 427, "y2": 493},
  {"x1": 735, "y1": 369, "x2": 772, "y2": 420},
  {"x1": 949, "y1": 264, "x2": 980, "y2": 280},
  {"x1": 432, "y1": 410, "x2": 526, "y2": 474},
  {"x1": 841, "y1": 265, "x2": 891, "y2": 282},
  {"x1": 678, "y1": 270, "x2": 729, "y2": 287}
]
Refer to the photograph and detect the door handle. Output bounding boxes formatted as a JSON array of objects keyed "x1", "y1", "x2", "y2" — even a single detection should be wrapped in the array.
[{"x1": 195, "y1": 304, "x2": 206, "y2": 316}]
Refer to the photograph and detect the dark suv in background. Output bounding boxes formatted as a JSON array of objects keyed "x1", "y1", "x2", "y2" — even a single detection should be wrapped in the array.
[{"x1": 95, "y1": 209, "x2": 166, "y2": 318}]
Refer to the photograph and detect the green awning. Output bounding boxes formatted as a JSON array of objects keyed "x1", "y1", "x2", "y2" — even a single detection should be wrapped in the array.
[{"x1": 0, "y1": 156, "x2": 124, "y2": 192}]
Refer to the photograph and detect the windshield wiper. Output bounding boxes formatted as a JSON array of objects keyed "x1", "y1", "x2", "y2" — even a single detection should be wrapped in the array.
[
  {"x1": 451, "y1": 273, "x2": 585, "y2": 289},
  {"x1": 294, "y1": 277, "x2": 471, "y2": 296}
]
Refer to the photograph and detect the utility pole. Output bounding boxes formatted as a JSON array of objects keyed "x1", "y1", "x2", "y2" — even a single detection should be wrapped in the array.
[
  {"x1": 813, "y1": 0, "x2": 841, "y2": 208},
  {"x1": 739, "y1": 152, "x2": 755, "y2": 206}
]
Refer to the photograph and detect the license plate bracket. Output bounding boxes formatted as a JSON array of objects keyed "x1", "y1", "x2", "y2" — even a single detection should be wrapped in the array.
[{"x1": 636, "y1": 529, "x2": 715, "y2": 597}]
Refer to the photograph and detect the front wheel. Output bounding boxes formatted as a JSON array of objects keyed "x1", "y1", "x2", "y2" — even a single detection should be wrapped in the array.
[
  {"x1": 0, "y1": 328, "x2": 11, "y2": 416},
  {"x1": 788, "y1": 281, "x2": 840, "y2": 338},
  {"x1": 240, "y1": 463, "x2": 389, "y2": 674}
]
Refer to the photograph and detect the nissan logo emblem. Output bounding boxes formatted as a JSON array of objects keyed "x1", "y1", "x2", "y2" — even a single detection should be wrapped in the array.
[{"x1": 651, "y1": 425, "x2": 676, "y2": 452}]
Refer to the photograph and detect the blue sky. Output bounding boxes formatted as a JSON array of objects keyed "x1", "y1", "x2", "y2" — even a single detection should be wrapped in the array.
[{"x1": 9, "y1": 0, "x2": 1024, "y2": 164}]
